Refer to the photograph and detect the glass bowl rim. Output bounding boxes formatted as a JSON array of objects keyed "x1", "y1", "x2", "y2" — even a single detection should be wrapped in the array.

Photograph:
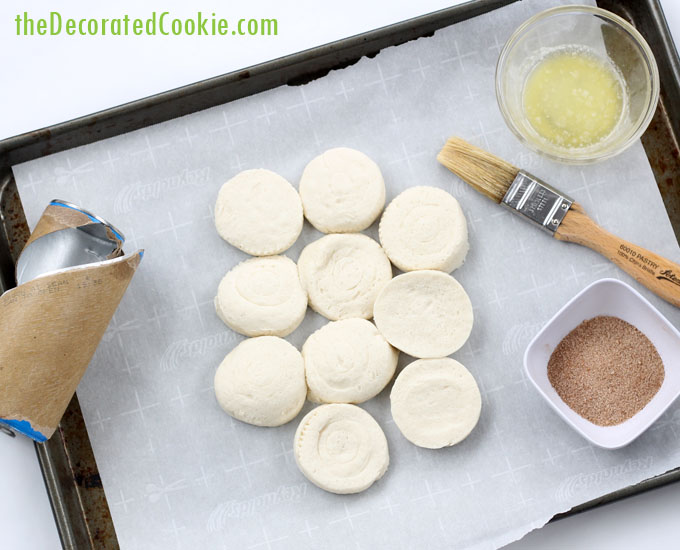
[{"x1": 495, "y1": 4, "x2": 660, "y2": 164}]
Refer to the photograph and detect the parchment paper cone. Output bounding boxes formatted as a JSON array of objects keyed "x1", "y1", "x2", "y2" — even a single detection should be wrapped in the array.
[{"x1": 0, "y1": 201, "x2": 142, "y2": 441}]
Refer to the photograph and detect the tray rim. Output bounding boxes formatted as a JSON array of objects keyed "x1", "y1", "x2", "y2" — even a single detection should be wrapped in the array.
[{"x1": 0, "y1": 0, "x2": 514, "y2": 168}]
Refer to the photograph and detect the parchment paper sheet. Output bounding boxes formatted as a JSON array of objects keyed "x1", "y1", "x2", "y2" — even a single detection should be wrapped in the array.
[{"x1": 12, "y1": 0, "x2": 680, "y2": 548}]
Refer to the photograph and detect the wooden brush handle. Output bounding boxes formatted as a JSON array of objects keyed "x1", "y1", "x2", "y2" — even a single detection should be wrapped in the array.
[{"x1": 555, "y1": 204, "x2": 680, "y2": 308}]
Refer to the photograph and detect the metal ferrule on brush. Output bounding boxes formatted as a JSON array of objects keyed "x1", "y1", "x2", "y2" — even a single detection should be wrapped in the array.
[{"x1": 501, "y1": 170, "x2": 573, "y2": 233}]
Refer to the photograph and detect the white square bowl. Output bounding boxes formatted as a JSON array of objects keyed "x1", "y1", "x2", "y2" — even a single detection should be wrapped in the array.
[{"x1": 524, "y1": 278, "x2": 680, "y2": 449}]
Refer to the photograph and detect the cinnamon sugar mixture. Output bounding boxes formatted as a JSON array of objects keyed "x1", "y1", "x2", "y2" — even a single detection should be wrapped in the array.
[{"x1": 548, "y1": 315, "x2": 664, "y2": 426}]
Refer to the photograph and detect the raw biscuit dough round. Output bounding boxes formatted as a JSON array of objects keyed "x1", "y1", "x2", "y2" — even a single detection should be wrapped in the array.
[
  {"x1": 297, "y1": 234, "x2": 392, "y2": 320},
  {"x1": 215, "y1": 256, "x2": 307, "y2": 337},
  {"x1": 303, "y1": 319, "x2": 398, "y2": 404},
  {"x1": 390, "y1": 358, "x2": 481, "y2": 448},
  {"x1": 373, "y1": 270, "x2": 473, "y2": 358},
  {"x1": 215, "y1": 169, "x2": 303, "y2": 255},
  {"x1": 294, "y1": 403, "x2": 389, "y2": 494},
  {"x1": 379, "y1": 186, "x2": 469, "y2": 273},
  {"x1": 214, "y1": 336, "x2": 306, "y2": 427},
  {"x1": 299, "y1": 148, "x2": 385, "y2": 233}
]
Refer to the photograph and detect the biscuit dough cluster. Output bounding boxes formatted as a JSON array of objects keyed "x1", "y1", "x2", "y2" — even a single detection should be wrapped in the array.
[{"x1": 212, "y1": 147, "x2": 482, "y2": 494}]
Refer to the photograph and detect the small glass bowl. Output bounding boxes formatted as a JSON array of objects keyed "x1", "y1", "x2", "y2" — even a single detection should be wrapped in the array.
[{"x1": 496, "y1": 5, "x2": 659, "y2": 164}]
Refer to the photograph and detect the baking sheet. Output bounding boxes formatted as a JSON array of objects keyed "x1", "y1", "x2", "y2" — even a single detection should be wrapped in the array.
[{"x1": 12, "y1": 0, "x2": 680, "y2": 548}]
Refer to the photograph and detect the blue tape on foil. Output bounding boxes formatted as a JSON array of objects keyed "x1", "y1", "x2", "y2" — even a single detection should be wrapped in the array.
[
  {"x1": 0, "y1": 418, "x2": 47, "y2": 442},
  {"x1": 49, "y1": 200, "x2": 125, "y2": 242}
]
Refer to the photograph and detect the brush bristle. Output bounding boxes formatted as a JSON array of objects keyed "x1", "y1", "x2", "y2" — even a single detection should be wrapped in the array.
[{"x1": 437, "y1": 137, "x2": 519, "y2": 203}]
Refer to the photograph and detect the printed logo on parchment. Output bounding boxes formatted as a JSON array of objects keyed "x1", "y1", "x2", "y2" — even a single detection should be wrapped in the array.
[
  {"x1": 502, "y1": 323, "x2": 542, "y2": 356},
  {"x1": 114, "y1": 167, "x2": 211, "y2": 214},
  {"x1": 207, "y1": 483, "x2": 307, "y2": 530},
  {"x1": 161, "y1": 331, "x2": 237, "y2": 371},
  {"x1": 555, "y1": 457, "x2": 653, "y2": 502}
]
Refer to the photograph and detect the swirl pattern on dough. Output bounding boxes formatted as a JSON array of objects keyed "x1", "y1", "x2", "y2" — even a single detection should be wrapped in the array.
[
  {"x1": 303, "y1": 319, "x2": 398, "y2": 404},
  {"x1": 297, "y1": 234, "x2": 392, "y2": 320},
  {"x1": 214, "y1": 336, "x2": 306, "y2": 427},
  {"x1": 379, "y1": 186, "x2": 468, "y2": 273},
  {"x1": 215, "y1": 256, "x2": 307, "y2": 337},
  {"x1": 299, "y1": 148, "x2": 385, "y2": 233},
  {"x1": 294, "y1": 404, "x2": 389, "y2": 494}
]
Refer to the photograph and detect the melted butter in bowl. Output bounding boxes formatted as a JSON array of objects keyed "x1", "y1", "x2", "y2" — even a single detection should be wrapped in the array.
[
  {"x1": 523, "y1": 47, "x2": 627, "y2": 150},
  {"x1": 495, "y1": 5, "x2": 659, "y2": 164}
]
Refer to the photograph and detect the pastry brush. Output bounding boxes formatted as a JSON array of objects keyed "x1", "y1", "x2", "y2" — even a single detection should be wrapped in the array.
[{"x1": 437, "y1": 137, "x2": 680, "y2": 308}]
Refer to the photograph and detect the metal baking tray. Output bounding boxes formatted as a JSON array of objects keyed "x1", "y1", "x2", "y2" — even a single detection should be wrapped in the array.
[{"x1": 0, "y1": 0, "x2": 678, "y2": 547}]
